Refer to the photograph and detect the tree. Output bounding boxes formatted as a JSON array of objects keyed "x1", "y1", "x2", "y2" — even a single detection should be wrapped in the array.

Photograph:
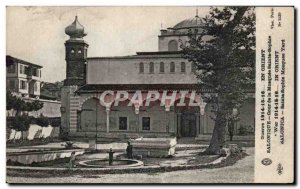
[
  {"x1": 6, "y1": 91, "x2": 43, "y2": 116},
  {"x1": 11, "y1": 115, "x2": 31, "y2": 140},
  {"x1": 181, "y1": 7, "x2": 255, "y2": 154},
  {"x1": 7, "y1": 91, "x2": 44, "y2": 140}
]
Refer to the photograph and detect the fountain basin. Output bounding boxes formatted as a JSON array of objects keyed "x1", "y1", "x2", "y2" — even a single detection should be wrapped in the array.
[
  {"x1": 78, "y1": 159, "x2": 143, "y2": 168},
  {"x1": 7, "y1": 149, "x2": 84, "y2": 165}
]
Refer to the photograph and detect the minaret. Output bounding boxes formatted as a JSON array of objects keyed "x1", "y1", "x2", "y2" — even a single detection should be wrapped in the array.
[
  {"x1": 60, "y1": 16, "x2": 88, "y2": 139},
  {"x1": 64, "y1": 16, "x2": 89, "y2": 86}
]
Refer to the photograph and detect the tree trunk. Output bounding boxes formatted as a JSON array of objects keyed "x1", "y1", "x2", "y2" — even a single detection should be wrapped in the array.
[{"x1": 203, "y1": 109, "x2": 227, "y2": 155}]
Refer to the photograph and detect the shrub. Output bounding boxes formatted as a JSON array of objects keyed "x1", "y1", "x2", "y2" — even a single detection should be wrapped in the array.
[
  {"x1": 238, "y1": 124, "x2": 255, "y2": 135},
  {"x1": 10, "y1": 115, "x2": 31, "y2": 139},
  {"x1": 49, "y1": 118, "x2": 61, "y2": 127},
  {"x1": 35, "y1": 115, "x2": 49, "y2": 127}
]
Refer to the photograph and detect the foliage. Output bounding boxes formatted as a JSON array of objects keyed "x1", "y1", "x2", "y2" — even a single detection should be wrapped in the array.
[
  {"x1": 35, "y1": 114, "x2": 49, "y2": 127},
  {"x1": 11, "y1": 115, "x2": 31, "y2": 132},
  {"x1": 238, "y1": 124, "x2": 255, "y2": 136},
  {"x1": 181, "y1": 7, "x2": 255, "y2": 154},
  {"x1": 6, "y1": 91, "x2": 44, "y2": 115},
  {"x1": 49, "y1": 118, "x2": 61, "y2": 127},
  {"x1": 60, "y1": 130, "x2": 70, "y2": 141}
]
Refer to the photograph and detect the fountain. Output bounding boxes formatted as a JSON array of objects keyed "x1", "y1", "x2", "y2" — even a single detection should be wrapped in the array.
[
  {"x1": 78, "y1": 159, "x2": 143, "y2": 168},
  {"x1": 78, "y1": 147, "x2": 143, "y2": 168}
]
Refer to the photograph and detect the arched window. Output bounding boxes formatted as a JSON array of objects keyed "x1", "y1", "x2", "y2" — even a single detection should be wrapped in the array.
[
  {"x1": 181, "y1": 62, "x2": 186, "y2": 73},
  {"x1": 149, "y1": 62, "x2": 154, "y2": 73},
  {"x1": 168, "y1": 40, "x2": 178, "y2": 51},
  {"x1": 170, "y1": 62, "x2": 175, "y2": 73},
  {"x1": 160, "y1": 62, "x2": 164, "y2": 73},
  {"x1": 139, "y1": 62, "x2": 144, "y2": 73}
]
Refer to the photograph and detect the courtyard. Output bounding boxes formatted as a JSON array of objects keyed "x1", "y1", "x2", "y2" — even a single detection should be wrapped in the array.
[{"x1": 6, "y1": 139, "x2": 254, "y2": 183}]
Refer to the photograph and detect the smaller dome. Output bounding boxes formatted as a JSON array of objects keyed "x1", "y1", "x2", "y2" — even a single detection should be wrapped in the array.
[
  {"x1": 173, "y1": 15, "x2": 205, "y2": 29},
  {"x1": 65, "y1": 16, "x2": 87, "y2": 39}
]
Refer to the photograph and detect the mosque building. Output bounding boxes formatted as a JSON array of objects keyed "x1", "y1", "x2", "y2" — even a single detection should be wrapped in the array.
[{"x1": 60, "y1": 14, "x2": 255, "y2": 141}]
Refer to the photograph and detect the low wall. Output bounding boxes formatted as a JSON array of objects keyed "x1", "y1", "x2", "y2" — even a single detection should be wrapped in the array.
[
  {"x1": 6, "y1": 98, "x2": 61, "y2": 118},
  {"x1": 196, "y1": 134, "x2": 255, "y2": 141},
  {"x1": 7, "y1": 124, "x2": 60, "y2": 140},
  {"x1": 70, "y1": 131, "x2": 174, "y2": 140},
  {"x1": 25, "y1": 98, "x2": 61, "y2": 118},
  {"x1": 7, "y1": 149, "x2": 84, "y2": 165}
]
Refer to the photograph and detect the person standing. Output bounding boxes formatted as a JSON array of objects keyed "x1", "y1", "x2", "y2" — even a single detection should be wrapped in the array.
[
  {"x1": 107, "y1": 148, "x2": 115, "y2": 165},
  {"x1": 126, "y1": 141, "x2": 133, "y2": 159},
  {"x1": 68, "y1": 151, "x2": 76, "y2": 168}
]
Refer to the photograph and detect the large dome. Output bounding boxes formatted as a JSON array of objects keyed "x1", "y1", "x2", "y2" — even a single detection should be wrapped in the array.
[
  {"x1": 65, "y1": 16, "x2": 87, "y2": 39},
  {"x1": 173, "y1": 15, "x2": 205, "y2": 29}
]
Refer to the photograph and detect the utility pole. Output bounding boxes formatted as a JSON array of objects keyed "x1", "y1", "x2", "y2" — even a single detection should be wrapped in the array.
[{"x1": 95, "y1": 97, "x2": 98, "y2": 150}]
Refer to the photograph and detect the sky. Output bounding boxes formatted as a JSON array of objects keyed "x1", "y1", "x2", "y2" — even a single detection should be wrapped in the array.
[{"x1": 6, "y1": 6, "x2": 210, "y2": 82}]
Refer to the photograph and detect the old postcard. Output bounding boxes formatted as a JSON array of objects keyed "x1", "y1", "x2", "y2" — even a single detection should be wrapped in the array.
[{"x1": 5, "y1": 6, "x2": 294, "y2": 184}]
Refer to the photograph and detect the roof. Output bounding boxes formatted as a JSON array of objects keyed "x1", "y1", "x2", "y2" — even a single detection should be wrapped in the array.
[
  {"x1": 6, "y1": 55, "x2": 43, "y2": 68},
  {"x1": 87, "y1": 51, "x2": 183, "y2": 60},
  {"x1": 75, "y1": 84, "x2": 213, "y2": 93},
  {"x1": 173, "y1": 15, "x2": 205, "y2": 29},
  {"x1": 65, "y1": 16, "x2": 87, "y2": 39}
]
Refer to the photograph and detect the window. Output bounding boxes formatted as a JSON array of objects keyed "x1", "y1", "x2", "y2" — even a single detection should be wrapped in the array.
[
  {"x1": 78, "y1": 49, "x2": 82, "y2": 54},
  {"x1": 119, "y1": 117, "x2": 128, "y2": 130},
  {"x1": 149, "y1": 62, "x2": 154, "y2": 73},
  {"x1": 20, "y1": 80, "x2": 26, "y2": 90},
  {"x1": 181, "y1": 62, "x2": 186, "y2": 73},
  {"x1": 159, "y1": 62, "x2": 164, "y2": 73},
  {"x1": 170, "y1": 62, "x2": 175, "y2": 73},
  {"x1": 71, "y1": 49, "x2": 75, "y2": 53},
  {"x1": 142, "y1": 117, "x2": 150, "y2": 130},
  {"x1": 7, "y1": 64, "x2": 15, "y2": 73},
  {"x1": 33, "y1": 68, "x2": 39, "y2": 77},
  {"x1": 139, "y1": 62, "x2": 144, "y2": 73},
  {"x1": 168, "y1": 40, "x2": 178, "y2": 51},
  {"x1": 9, "y1": 80, "x2": 15, "y2": 89},
  {"x1": 24, "y1": 66, "x2": 29, "y2": 75},
  {"x1": 19, "y1": 65, "x2": 23, "y2": 74},
  {"x1": 34, "y1": 83, "x2": 38, "y2": 92},
  {"x1": 40, "y1": 70, "x2": 42, "y2": 77}
]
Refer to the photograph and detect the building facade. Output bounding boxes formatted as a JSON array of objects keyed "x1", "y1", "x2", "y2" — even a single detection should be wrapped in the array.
[
  {"x1": 61, "y1": 15, "x2": 255, "y2": 140},
  {"x1": 6, "y1": 55, "x2": 42, "y2": 98}
]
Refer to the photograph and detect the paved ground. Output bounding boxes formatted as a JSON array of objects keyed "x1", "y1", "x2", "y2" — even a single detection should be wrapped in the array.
[{"x1": 7, "y1": 148, "x2": 254, "y2": 184}]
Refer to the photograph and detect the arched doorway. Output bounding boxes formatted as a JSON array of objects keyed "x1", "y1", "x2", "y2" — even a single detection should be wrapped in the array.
[{"x1": 80, "y1": 98, "x2": 106, "y2": 132}]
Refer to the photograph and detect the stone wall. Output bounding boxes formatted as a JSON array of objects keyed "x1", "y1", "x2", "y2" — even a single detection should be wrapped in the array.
[{"x1": 24, "y1": 98, "x2": 61, "y2": 118}]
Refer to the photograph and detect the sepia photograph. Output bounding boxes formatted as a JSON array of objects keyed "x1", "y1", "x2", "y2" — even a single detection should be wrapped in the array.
[{"x1": 5, "y1": 6, "x2": 294, "y2": 184}]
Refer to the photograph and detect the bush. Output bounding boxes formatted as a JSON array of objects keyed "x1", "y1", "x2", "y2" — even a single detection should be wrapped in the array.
[
  {"x1": 11, "y1": 115, "x2": 31, "y2": 132},
  {"x1": 35, "y1": 115, "x2": 49, "y2": 127},
  {"x1": 10, "y1": 115, "x2": 31, "y2": 139},
  {"x1": 49, "y1": 118, "x2": 61, "y2": 127},
  {"x1": 238, "y1": 124, "x2": 254, "y2": 135},
  {"x1": 60, "y1": 130, "x2": 70, "y2": 141}
]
